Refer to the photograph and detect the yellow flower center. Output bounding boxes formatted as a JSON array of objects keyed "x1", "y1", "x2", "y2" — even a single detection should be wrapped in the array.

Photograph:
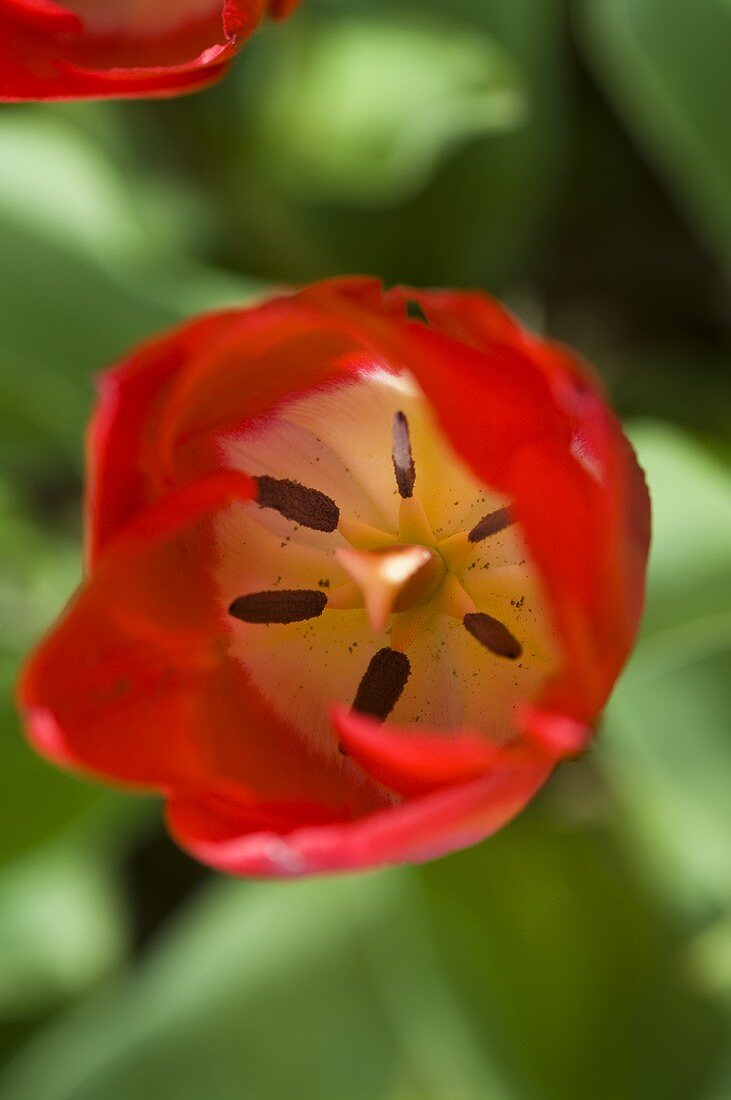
[{"x1": 215, "y1": 368, "x2": 557, "y2": 792}]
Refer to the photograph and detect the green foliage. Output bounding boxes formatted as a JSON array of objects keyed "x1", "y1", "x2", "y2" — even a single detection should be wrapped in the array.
[
  {"x1": 0, "y1": 483, "x2": 140, "y2": 1021},
  {"x1": 583, "y1": 0, "x2": 731, "y2": 267},
  {"x1": 0, "y1": 484, "x2": 96, "y2": 860},
  {"x1": 254, "y1": 15, "x2": 526, "y2": 206},
  {"x1": 602, "y1": 425, "x2": 731, "y2": 914},
  {"x1": 1, "y1": 2, "x2": 730, "y2": 1096},
  {"x1": 225, "y1": 0, "x2": 569, "y2": 285},
  {"x1": 0, "y1": 840, "x2": 127, "y2": 1018},
  {"x1": 0, "y1": 874, "x2": 512, "y2": 1100}
]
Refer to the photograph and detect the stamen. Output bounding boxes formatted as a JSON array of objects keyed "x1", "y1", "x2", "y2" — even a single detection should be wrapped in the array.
[
  {"x1": 463, "y1": 612, "x2": 522, "y2": 659},
  {"x1": 229, "y1": 589, "x2": 328, "y2": 624},
  {"x1": 391, "y1": 411, "x2": 416, "y2": 499},
  {"x1": 434, "y1": 573, "x2": 476, "y2": 619},
  {"x1": 389, "y1": 606, "x2": 433, "y2": 653},
  {"x1": 468, "y1": 506, "x2": 514, "y2": 543},
  {"x1": 324, "y1": 581, "x2": 363, "y2": 611},
  {"x1": 352, "y1": 647, "x2": 411, "y2": 721},
  {"x1": 255, "y1": 475, "x2": 339, "y2": 532},
  {"x1": 338, "y1": 516, "x2": 393, "y2": 551}
]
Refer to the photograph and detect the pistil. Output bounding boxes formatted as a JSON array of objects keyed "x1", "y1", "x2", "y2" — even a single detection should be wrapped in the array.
[{"x1": 335, "y1": 543, "x2": 445, "y2": 632}]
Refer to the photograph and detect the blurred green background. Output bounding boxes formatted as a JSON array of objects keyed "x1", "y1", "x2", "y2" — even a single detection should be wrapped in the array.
[{"x1": 1, "y1": 1, "x2": 730, "y2": 1097}]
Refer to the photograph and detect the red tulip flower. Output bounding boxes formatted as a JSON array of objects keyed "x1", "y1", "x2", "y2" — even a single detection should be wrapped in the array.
[
  {"x1": 0, "y1": 0, "x2": 299, "y2": 101},
  {"x1": 18, "y1": 279, "x2": 650, "y2": 876}
]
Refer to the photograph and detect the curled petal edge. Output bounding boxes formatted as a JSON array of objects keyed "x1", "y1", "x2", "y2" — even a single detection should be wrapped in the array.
[
  {"x1": 17, "y1": 469, "x2": 255, "y2": 781},
  {"x1": 331, "y1": 705, "x2": 502, "y2": 798},
  {"x1": 166, "y1": 747, "x2": 555, "y2": 877}
]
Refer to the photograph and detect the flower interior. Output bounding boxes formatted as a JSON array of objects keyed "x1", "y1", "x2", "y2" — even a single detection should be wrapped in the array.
[{"x1": 216, "y1": 368, "x2": 558, "y2": 801}]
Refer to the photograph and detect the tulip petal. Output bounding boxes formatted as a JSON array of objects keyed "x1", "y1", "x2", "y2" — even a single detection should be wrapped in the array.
[
  {"x1": 88, "y1": 311, "x2": 240, "y2": 563},
  {"x1": 20, "y1": 468, "x2": 387, "y2": 817},
  {"x1": 0, "y1": 0, "x2": 299, "y2": 101},
  {"x1": 166, "y1": 744, "x2": 553, "y2": 876},
  {"x1": 331, "y1": 705, "x2": 502, "y2": 798},
  {"x1": 19, "y1": 277, "x2": 649, "y2": 878},
  {"x1": 19, "y1": 472, "x2": 255, "y2": 786},
  {"x1": 310, "y1": 281, "x2": 650, "y2": 727}
]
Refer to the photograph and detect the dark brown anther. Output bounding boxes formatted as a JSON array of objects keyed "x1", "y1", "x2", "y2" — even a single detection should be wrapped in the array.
[
  {"x1": 229, "y1": 589, "x2": 328, "y2": 624},
  {"x1": 392, "y1": 411, "x2": 416, "y2": 498},
  {"x1": 255, "y1": 475, "x2": 339, "y2": 532},
  {"x1": 468, "y1": 506, "x2": 514, "y2": 543},
  {"x1": 352, "y1": 647, "x2": 411, "y2": 721},
  {"x1": 463, "y1": 612, "x2": 522, "y2": 659}
]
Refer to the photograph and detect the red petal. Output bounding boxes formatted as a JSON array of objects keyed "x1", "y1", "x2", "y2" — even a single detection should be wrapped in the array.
[
  {"x1": 20, "y1": 469, "x2": 385, "y2": 817},
  {"x1": 155, "y1": 300, "x2": 372, "y2": 464},
  {"x1": 0, "y1": 32, "x2": 232, "y2": 101},
  {"x1": 19, "y1": 278, "x2": 649, "y2": 878},
  {"x1": 393, "y1": 285, "x2": 523, "y2": 349},
  {"x1": 0, "y1": 0, "x2": 296, "y2": 101},
  {"x1": 88, "y1": 284, "x2": 388, "y2": 531},
  {"x1": 166, "y1": 743, "x2": 553, "y2": 876},
  {"x1": 312, "y1": 282, "x2": 650, "y2": 730},
  {"x1": 331, "y1": 705, "x2": 501, "y2": 798},
  {"x1": 18, "y1": 472, "x2": 255, "y2": 787},
  {"x1": 1, "y1": 0, "x2": 81, "y2": 33},
  {"x1": 518, "y1": 704, "x2": 592, "y2": 758},
  {"x1": 87, "y1": 310, "x2": 239, "y2": 564}
]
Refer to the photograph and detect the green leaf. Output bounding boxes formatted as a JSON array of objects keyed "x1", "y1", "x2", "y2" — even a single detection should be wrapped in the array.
[
  {"x1": 0, "y1": 113, "x2": 147, "y2": 269},
  {"x1": 0, "y1": 214, "x2": 177, "y2": 477},
  {"x1": 3, "y1": 813, "x2": 724, "y2": 1100},
  {"x1": 254, "y1": 15, "x2": 526, "y2": 205},
  {"x1": 582, "y1": 0, "x2": 731, "y2": 265},
  {"x1": 0, "y1": 839, "x2": 128, "y2": 1018},
  {"x1": 0, "y1": 872, "x2": 515, "y2": 1100},
  {"x1": 631, "y1": 420, "x2": 731, "y2": 637},
  {"x1": 421, "y1": 809, "x2": 725, "y2": 1100},
  {"x1": 601, "y1": 423, "x2": 731, "y2": 913},
  {"x1": 0, "y1": 110, "x2": 259, "y2": 476},
  {"x1": 0, "y1": 484, "x2": 142, "y2": 866},
  {"x1": 234, "y1": 0, "x2": 569, "y2": 286}
]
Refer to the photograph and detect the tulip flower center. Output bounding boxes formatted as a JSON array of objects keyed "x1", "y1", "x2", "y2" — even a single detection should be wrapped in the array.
[
  {"x1": 333, "y1": 543, "x2": 445, "y2": 631},
  {"x1": 217, "y1": 368, "x2": 557, "y2": 780}
]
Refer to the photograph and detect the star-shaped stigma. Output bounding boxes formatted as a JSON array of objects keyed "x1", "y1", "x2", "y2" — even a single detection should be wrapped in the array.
[{"x1": 229, "y1": 411, "x2": 522, "y2": 724}]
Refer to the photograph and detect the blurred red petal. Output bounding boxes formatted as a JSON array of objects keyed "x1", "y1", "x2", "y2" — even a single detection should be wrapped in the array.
[
  {"x1": 331, "y1": 705, "x2": 502, "y2": 798},
  {"x1": 87, "y1": 311, "x2": 239, "y2": 563},
  {"x1": 18, "y1": 472, "x2": 255, "y2": 787},
  {"x1": 167, "y1": 744, "x2": 553, "y2": 876},
  {"x1": 0, "y1": 0, "x2": 295, "y2": 101}
]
